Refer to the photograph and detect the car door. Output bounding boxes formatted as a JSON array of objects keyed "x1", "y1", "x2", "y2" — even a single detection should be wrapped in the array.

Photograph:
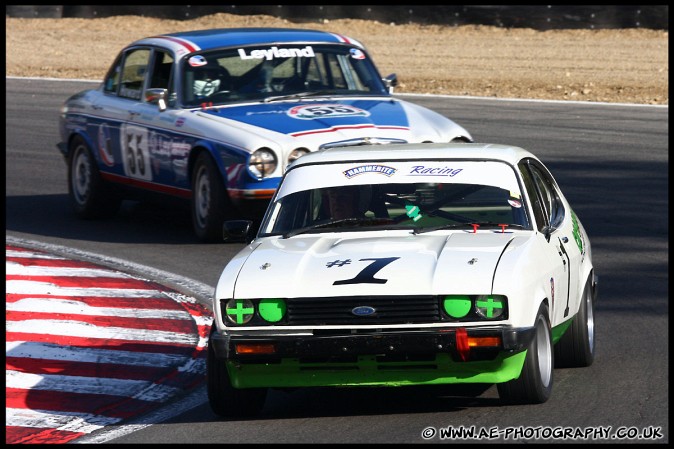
[
  {"x1": 90, "y1": 47, "x2": 153, "y2": 186},
  {"x1": 125, "y1": 49, "x2": 193, "y2": 195},
  {"x1": 530, "y1": 160, "x2": 583, "y2": 320},
  {"x1": 519, "y1": 159, "x2": 576, "y2": 328}
]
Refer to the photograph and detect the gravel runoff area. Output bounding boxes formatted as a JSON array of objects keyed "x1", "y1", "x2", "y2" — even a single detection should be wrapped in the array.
[{"x1": 6, "y1": 13, "x2": 668, "y2": 105}]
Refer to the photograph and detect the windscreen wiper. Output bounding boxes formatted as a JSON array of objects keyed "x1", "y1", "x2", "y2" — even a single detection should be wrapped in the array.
[
  {"x1": 283, "y1": 217, "x2": 394, "y2": 238},
  {"x1": 263, "y1": 90, "x2": 334, "y2": 103}
]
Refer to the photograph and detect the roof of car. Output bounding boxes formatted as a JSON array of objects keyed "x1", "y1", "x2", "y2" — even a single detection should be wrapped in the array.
[
  {"x1": 289, "y1": 143, "x2": 537, "y2": 169},
  {"x1": 131, "y1": 27, "x2": 365, "y2": 54}
]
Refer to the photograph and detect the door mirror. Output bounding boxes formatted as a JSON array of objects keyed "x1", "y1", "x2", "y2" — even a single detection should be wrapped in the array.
[
  {"x1": 541, "y1": 225, "x2": 555, "y2": 242},
  {"x1": 383, "y1": 74, "x2": 398, "y2": 94},
  {"x1": 145, "y1": 88, "x2": 167, "y2": 111},
  {"x1": 223, "y1": 220, "x2": 253, "y2": 243}
]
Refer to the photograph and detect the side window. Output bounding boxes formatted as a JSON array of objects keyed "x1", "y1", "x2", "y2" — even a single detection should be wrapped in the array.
[
  {"x1": 119, "y1": 48, "x2": 151, "y2": 100},
  {"x1": 103, "y1": 55, "x2": 122, "y2": 94},
  {"x1": 530, "y1": 162, "x2": 565, "y2": 229},
  {"x1": 532, "y1": 168, "x2": 553, "y2": 220},
  {"x1": 519, "y1": 161, "x2": 547, "y2": 232},
  {"x1": 149, "y1": 51, "x2": 174, "y2": 92}
]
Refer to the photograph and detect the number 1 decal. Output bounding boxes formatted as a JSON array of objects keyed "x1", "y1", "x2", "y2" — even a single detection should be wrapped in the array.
[{"x1": 333, "y1": 257, "x2": 399, "y2": 285}]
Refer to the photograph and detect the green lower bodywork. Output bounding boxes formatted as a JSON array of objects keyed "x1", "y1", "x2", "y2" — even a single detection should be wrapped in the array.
[
  {"x1": 224, "y1": 316, "x2": 576, "y2": 389},
  {"x1": 227, "y1": 351, "x2": 528, "y2": 388},
  {"x1": 552, "y1": 318, "x2": 573, "y2": 343}
]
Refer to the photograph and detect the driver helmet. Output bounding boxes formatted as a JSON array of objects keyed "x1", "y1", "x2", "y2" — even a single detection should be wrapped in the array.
[{"x1": 190, "y1": 56, "x2": 223, "y2": 97}]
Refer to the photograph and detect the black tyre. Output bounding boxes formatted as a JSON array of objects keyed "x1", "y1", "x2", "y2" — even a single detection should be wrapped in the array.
[
  {"x1": 497, "y1": 304, "x2": 553, "y2": 404},
  {"x1": 554, "y1": 277, "x2": 595, "y2": 368},
  {"x1": 206, "y1": 328, "x2": 268, "y2": 418},
  {"x1": 67, "y1": 135, "x2": 121, "y2": 218},
  {"x1": 190, "y1": 152, "x2": 233, "y2": 242}
]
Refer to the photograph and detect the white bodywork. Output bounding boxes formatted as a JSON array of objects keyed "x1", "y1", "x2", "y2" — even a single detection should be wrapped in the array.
[{"x1": 214, "y1": 143, "x2": 594, "y2": 334}]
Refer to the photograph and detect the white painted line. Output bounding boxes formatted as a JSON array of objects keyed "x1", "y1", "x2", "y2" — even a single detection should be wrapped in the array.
[
  {"x1": 5, "y1": 236, "x2": 215, "y2": 304},
  {"x1": 7, "y1": 370, "x2": 179, "y2": 401},
  {"x1": 6, "y1": 341, "x2": 190, "y2": 367},
  {"x1": 6, "y1": 407, "x2": 118, "y2": 433},
  {"x1": 73, "y1": 385, "x2": 208, "y2": 443},
  {"x1": 6, "y1": 250, "x2": 66, "y2": 259},
  {"x1": 6, "y1": 261, "x2": 129, "y2": 277},
  {"x1": 6, "y1": 320, "x2": 199, "y2": 345},
  {"x1": 6, "y1": 280, "x2": 166, "y2": 297},
  {"x1": 7, "y1": 297, "x2": 193, "y2": 320}
]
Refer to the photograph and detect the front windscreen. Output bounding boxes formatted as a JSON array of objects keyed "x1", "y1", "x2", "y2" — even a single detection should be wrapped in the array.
[
  {"x1": 181, "y1": 44, "x2": 388, "y2": 107},
  {"x1": 259, "y1": 160, "x2": 531, "y2": 237}
]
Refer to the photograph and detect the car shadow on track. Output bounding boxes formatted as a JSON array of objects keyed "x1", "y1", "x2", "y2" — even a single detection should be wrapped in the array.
[
  {"x1": 5, "y1": 193, "x2": 248, "y2": 245},
  {"x1": 261, "y1": 384, "x2": 500, "y2": 418}
]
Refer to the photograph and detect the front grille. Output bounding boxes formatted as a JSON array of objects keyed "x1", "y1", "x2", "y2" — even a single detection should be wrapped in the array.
[{"x1": 285, "y1": 295, "x2": 440, "y2": 325}]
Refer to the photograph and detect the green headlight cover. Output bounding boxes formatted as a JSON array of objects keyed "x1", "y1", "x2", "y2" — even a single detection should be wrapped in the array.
[
  {"x1": 258, "y1": 298, "x2": 286, "y2": 322},
  {"x1": 225, "y1": 298, "x2": 255, "y2": 324},
  {"x1": 443, "y1": 295, "x2": 472, "y2": 318},
  {"x1": 475, "y1": 296, "x2": 505, "y2": 319}
]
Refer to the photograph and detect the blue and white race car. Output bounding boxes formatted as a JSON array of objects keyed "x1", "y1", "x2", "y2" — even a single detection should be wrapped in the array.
[
  {"x1": 57, "y1": 28, "x2": 472, "y2": 241},
  {"x1": 208, "y1": 142, "x2": 597, "y2": 417}
]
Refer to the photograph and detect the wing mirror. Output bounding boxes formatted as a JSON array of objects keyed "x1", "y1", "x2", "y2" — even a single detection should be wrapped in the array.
[
  {"x1": 383, "y1": 73, "x2": 398, "y2": 94},
  {"x1": 542, "y1": 225, "x2": 555, "y2": 243},
  {"x1": 145, "y1": 88, "x2": 168, "y2": 112},
  {"x1": 223, "y1": 220, "x2": 254, "y2": 243}
]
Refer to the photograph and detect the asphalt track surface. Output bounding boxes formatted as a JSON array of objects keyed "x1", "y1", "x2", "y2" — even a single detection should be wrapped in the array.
[{"x1": 5, "y1": 78, "x2": 669, "y2": 444}]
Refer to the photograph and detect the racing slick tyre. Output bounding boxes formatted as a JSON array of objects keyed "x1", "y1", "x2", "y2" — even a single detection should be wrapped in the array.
[
  {"x1": 497, "y1": 304, "x2": 553, "y2": 404},
  {"x1": 191, "y1": 152, "x2": 233, "y2": 243},
  {"x1": 206, "y1": 329, "x2": 268, "y2": 418},
  {"x1": 67, "y1": 135, "x2": 121, "y2": 219},
  {"x1": 554, "y1": 277, "x2": 595, "y2": 368}
]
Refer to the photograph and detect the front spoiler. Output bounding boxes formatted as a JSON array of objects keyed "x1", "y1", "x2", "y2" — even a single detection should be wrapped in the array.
[
  {"x1": 211, "y1": 326, "x2": 535, "y2": 363},
  {"x1": 211, "y1": 326, "x2": 535, "y2": 388}
]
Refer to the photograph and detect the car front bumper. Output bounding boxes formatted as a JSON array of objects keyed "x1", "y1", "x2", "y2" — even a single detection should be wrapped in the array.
[{"x1": 210, "y1": 326, "x2": 535, "y2": 388}]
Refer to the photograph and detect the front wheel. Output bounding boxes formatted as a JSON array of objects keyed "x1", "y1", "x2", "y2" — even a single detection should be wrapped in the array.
[
  {"x1": 207, "y1": 328, "x2": 268, "y2": 418},
  {"x1": 191, "y1": 152, "x2": 233, "y2": 242},
  {"x1": 497, "y1": 304, "x2": 554, "y2": 404},
  {"x1": 67, "y1": 135, "x2": 120, "y2": 218}
]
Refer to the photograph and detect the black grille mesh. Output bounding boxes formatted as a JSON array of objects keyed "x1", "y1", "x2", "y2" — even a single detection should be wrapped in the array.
[{"x1": 285, "y1": 296, "x2": 440, "y2": 325}]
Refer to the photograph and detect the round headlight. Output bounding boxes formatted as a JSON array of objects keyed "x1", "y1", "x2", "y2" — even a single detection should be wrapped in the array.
[
  {"x1": 258, "y1": 298, "x2": 286, "y2": 323},
  {"x1": 225, "y1": 298, "x2": 255, "y2": 324},
  {"x1": 249, "y1": 148, "x2": 277, "y2": 178},
  {"x1": 287, "y1": 148, "x2": 309, "y2": 165},
  {"x1": 475, "y1": 295, "x2": 505, "y2": 319},
  {"x1": 442, "y1": 295, "x2": 472, "y2": 319}
]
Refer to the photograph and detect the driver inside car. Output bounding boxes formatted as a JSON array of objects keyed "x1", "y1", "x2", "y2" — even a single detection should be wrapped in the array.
[
  {"x1": 322, "y1": 185, "x2": 378, "y2": 220},
  {"x1": 192, "y1": 61, "x2": 230, "y2": 98}
]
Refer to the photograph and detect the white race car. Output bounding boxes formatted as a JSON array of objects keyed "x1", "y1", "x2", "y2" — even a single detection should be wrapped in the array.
[
  {"x1": 208, "y1": 142, "x2": 597, "y2": 417},
  {"x1": 57, "y1": 28, "x2": 472, "y2": 242}
]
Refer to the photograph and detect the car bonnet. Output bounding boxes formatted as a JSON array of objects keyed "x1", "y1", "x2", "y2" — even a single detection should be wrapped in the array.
[
  {"x1": 191, "y1": 99, "x2": 410, "y2": 139},
  {"x1": 232, "y1": 232, "x2": 517, "y2": 299}
]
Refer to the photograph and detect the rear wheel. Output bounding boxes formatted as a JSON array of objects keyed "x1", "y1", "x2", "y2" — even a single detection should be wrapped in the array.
[
  {"x1": 207, "y1": 328, "x2": 268, "y2": 418},
  {"x1": 191, "y1": 152, "x2": 233, "y2": 242},
  {"x1": 554, "y1": 277, "x2": 595, "y2": 368},
  {"x1": 497, "y1": 304, "x2": 553, "y2": 404},
  {"x1": 67, "y1": 135, "x2": 121, "y2": 218}
]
